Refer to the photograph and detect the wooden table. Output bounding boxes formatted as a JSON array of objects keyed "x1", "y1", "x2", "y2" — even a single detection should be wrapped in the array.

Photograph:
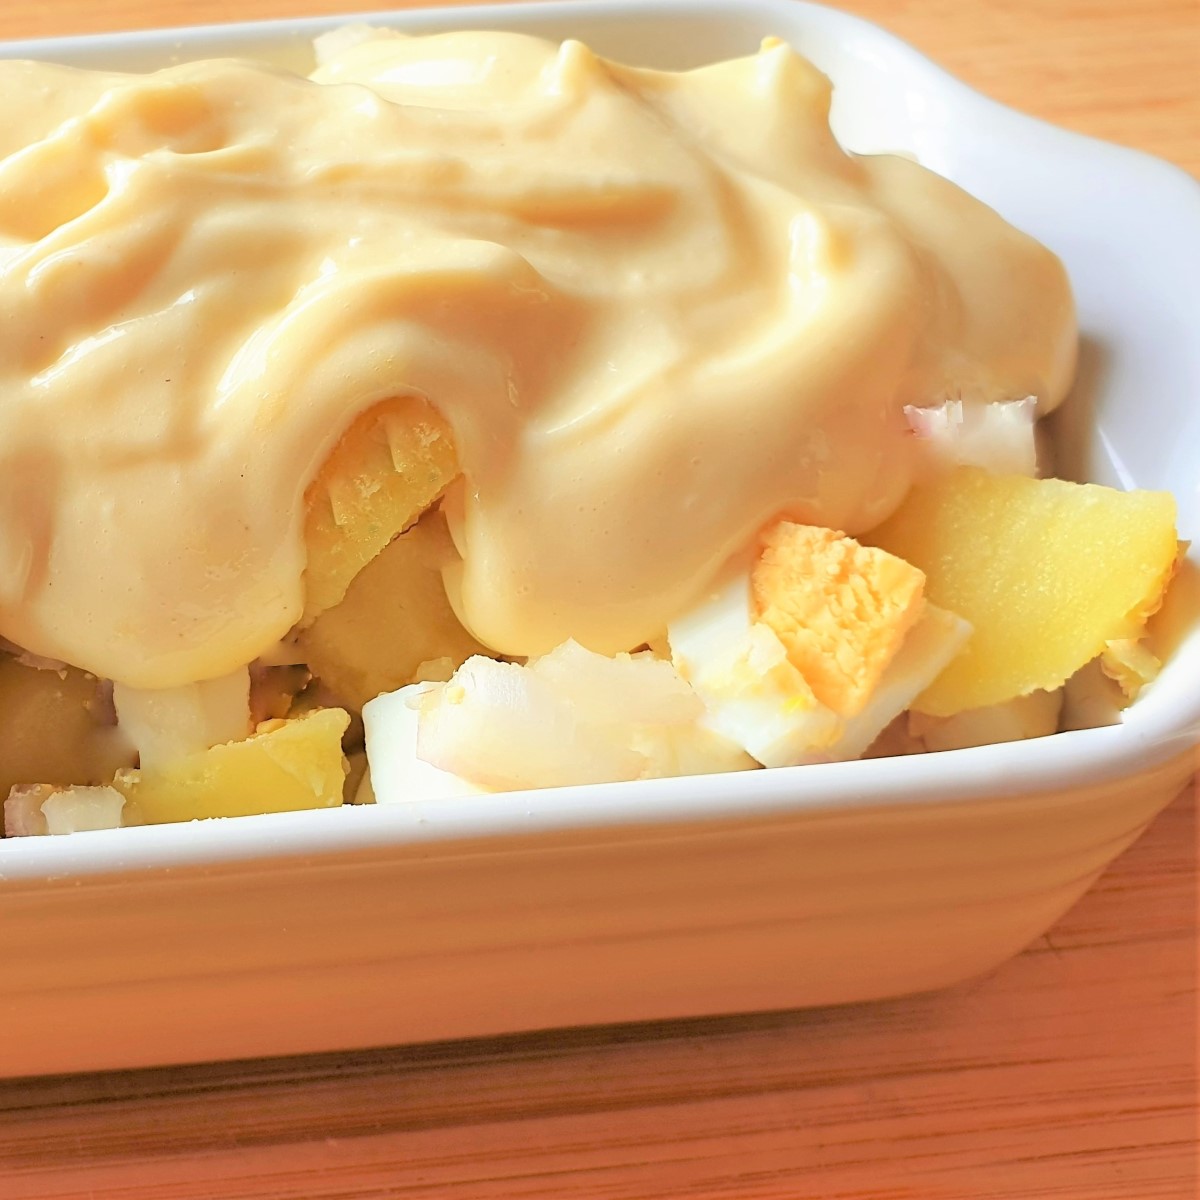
[{"x1": 1, "y1": 2, "x2": 1196, "y2": 1196}]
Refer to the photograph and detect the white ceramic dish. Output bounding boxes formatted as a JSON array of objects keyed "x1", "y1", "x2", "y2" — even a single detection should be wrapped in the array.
[{"x1": 0, "y1": 0, "x2": 1197, "y2": 1078}]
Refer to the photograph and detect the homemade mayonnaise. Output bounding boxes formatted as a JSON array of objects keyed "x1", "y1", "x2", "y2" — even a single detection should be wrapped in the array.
[{"x1": 0, "y1": 31, "x2": 1076, "y2": 689}]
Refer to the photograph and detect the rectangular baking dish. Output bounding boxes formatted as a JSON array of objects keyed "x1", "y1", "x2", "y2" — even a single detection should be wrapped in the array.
[{"x1": 0, "y1": 0, "x2": 1197, "y2": 1078}]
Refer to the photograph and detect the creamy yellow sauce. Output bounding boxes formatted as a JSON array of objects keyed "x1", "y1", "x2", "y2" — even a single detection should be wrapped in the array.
[{"x1": 0, "y1": 30, "x2": 1076, "y2": 689}]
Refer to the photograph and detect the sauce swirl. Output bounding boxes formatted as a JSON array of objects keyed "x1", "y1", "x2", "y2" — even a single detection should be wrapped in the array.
[{"x1": 0, "y1": 31, "x2": 1075, "y2": 687}]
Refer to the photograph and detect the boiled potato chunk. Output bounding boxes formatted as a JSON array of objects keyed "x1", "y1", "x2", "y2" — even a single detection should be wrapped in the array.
[
  {"x1": 112, "y1": 707, "x2": 349, "y2": 825},
  {"x1": 303, "y1": 394, "x2": 458, "y2": 620},
  {"x1": 299, "y1": 508, "x2": 489, "y2": 711},
  {"x1": 866, "y1": 468, "x2": 1178, "y2": 716},
  {"x1": 0, "y1": 658, "x2": 133, "y2": 800}
]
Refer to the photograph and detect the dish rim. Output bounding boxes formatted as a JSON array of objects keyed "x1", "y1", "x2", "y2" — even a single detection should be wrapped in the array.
[{"x1": 0, "y1": 0, "x2": 1197, "y2": 881}]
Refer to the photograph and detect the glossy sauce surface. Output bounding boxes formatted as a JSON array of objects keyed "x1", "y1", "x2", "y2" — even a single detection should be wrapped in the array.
[{"x1": 0, "y1": 30, "x2": 1076, "y2": 687}]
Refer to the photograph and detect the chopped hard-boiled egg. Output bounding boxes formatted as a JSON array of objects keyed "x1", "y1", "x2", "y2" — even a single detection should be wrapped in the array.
[
  {"x1": 752, "y1": 522, "x2": 927, "y2": 716},
  {"x1": 667, "y1": 568, "x2": 842, "y2": 767},
  {"x1": 417, "y1": 642, "x2": 754, "y2": 790},
  {"x1": 363, "y1": 641, "x2": 754, "y2": 801},
  {"x1": 904, "y1": 396, "x2": 1038, "y2": 477},
  {"x1": 3, "y1": 783, "x2": 127, "y2": 837},
  {"x1": 417, "y1": 654, "x2": 650, "y2": 791},
  {"x1": 670, "y1": 526, "x2": 972, "y2": 766},
  {"x1": 830, "y1": 603, "x2": 972, "y2": 760},
  {"x1": 361, "y1": 526, "x2": 975, "y2": 799},
  {"x1": 362, "y1": 682, "x2": 490, "y2": 804}
]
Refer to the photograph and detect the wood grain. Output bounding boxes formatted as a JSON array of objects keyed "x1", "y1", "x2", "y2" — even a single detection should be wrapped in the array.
[
  {"x1": 0, "y1": 1, "x2": 1197, "y2": 1197},
  {"x1": 1, "y1": 781, "x2": 1193, "y2": 1198}
]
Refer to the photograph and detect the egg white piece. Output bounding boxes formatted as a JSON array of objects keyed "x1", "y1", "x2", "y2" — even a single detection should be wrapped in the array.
[
  {"x1": 667, "y1": 570, "x2": 841, "y2": 767},
  {"x1": 3, "y1": 784, "x2": 126, "y2": 837},
  {"x1": 904, "y1": 396, "x2": 1038, "y2": 477},
  {"x1": 668, "y1": 569, "x2": 972, "y2": 767},
  {"x1": 362, "y1": 681, "x2": 489, "y2": 804},
  {"x1": 363, "y1": 645, "x2": 755, "y2": 801},
  {"x1": 815, "y1": 603, "x2": 973, "y2": 762}
]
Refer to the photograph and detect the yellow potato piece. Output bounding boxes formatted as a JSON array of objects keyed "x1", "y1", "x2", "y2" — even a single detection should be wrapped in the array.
[
  {"x1": 112, "y1": 708, "x2": 349, "y2": 825},
  {"x1": 303, "y1": 394, "x2": 458, "y2": 621},
  {"x1": 0, "y1": 658, "x2": 133, "y2": 799},
  {"x1": 299, "y1": 508, "x2": 489, "y2": 711},
  {"x1": 866, "y1": 468, "x2": 1178, "y2": 716}
]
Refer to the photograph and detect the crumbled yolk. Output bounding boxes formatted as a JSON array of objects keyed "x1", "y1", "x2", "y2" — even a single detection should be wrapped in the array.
[{"x1": 752, "y1": 523, "x2": 925, "y2": 716}]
